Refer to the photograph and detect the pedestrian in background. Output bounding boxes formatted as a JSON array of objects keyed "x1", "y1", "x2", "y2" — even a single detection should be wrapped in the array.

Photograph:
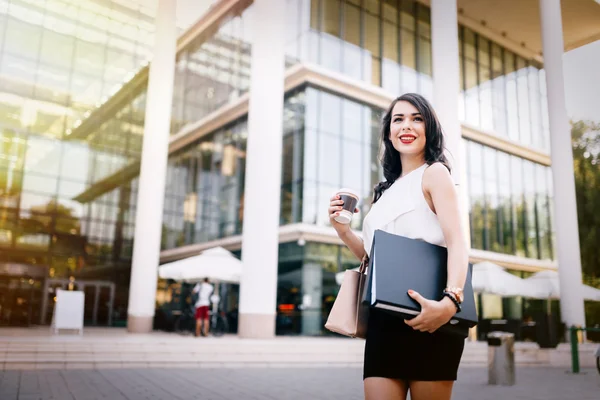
[{"x1": 192, "y1": 278, "x2": 213, "y2": 337}]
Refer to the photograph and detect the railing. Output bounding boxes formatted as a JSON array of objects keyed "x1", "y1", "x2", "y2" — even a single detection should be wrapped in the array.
[{"x1": 569, "y1": 326, "x2": 600, "y2": 373}]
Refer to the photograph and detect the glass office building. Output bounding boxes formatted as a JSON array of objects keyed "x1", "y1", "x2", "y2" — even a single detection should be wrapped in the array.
[
  {"x1": 1, "y1": 0, "x2": 590, "y2": 336},
  {"x1": 0, "y1": 0, "x2": 160, "y2": 326}
]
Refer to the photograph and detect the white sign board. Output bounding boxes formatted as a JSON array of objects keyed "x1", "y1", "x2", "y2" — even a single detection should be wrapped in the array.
[{"x1": 52, "y1": 289, "x2": 85, "y2": 334}]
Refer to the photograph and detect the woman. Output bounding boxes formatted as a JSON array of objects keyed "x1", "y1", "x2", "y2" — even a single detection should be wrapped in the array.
[{"x1": 328, "y1": 93, "x2": 469, "y2": 400}]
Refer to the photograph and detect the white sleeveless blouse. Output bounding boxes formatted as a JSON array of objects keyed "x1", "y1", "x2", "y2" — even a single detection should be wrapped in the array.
[{"x1": 362, "y1": 163, "x2": 446, "y2": 256}]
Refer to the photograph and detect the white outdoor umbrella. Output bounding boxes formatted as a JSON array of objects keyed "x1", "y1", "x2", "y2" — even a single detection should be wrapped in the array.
[
  {"x1": 525, "y1": 270, "x2": 600, "y2": 301},
  {"x1": 158, "y1": 246, "x2": 242, "y2": 284},
  {"x1": 336, "y1": 261, "x2": 553, "y2": 299},
  {"x1": 471, "y1": 261, "x2": 546, "y2": 298}
]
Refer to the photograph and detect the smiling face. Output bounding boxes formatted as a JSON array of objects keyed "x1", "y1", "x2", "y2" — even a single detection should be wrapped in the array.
[{"x1": 388, "y1": 100, "x2": 427, "y2": 158}]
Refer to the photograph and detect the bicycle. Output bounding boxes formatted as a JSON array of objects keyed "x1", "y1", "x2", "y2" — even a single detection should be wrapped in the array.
[
  {"x1": 209, "y1": 309, "x2": 229, "y2": 337},
  {"x1": 172, "y1": 306, "x2": 195, "y2": 334}
]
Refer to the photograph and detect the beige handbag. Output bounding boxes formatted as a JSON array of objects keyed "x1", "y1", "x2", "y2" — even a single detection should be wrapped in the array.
[{"x1": 324, "y1": 255, "x2": 369, "y2": 339}]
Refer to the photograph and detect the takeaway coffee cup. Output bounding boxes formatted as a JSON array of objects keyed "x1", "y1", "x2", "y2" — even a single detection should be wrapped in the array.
[{"x1": 334, "y1": 188, "x2": 360, "y2": 225}]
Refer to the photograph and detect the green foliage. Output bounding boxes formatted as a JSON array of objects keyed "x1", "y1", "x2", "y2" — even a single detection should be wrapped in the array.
[
  {"x1": 572, "y1": 120, "x2": 600, "y2": 285},
  {"x1": 571, "y1": 120, "x2": 600, "y2": 327}
]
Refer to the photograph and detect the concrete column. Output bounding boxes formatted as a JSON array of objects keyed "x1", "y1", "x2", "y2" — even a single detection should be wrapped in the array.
[
  {"x1": 539, "y1": 0, "x2": 585, "y2": 328},
  {"x1": 238, "y1": 0, "x2": 286, "y2": 339},
  {"x1": 301, "y1": 263, "x2": 323, "y2": 336},
  {"x1": 430, "y1": 0, "x2": 470, "y2": 243},
  {"x1": 126, "y1": 0, "x2": 177, "y2": 333}
]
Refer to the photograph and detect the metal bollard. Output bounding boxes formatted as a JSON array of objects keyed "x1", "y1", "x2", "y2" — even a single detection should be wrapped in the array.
[
  {"x1": 487, "y1": 331, "x2": 515, "y2": 386},
  {"x1": 570, "y1": 326, "x2": 580, "y2": 374}
]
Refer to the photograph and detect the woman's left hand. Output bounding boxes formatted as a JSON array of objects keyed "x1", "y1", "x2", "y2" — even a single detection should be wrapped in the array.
[{"x1": 403, "y1": 290, "x2": 456, "y2": 333}]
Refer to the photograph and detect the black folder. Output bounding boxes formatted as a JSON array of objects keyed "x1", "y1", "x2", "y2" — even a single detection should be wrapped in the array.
[{"x1": 363, "y1": 230, "x2": 478, "y2": 337}]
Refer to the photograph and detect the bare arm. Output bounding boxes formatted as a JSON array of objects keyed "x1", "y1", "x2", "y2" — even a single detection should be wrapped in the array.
[
  {"x1": 338, "y1": 229, "x2": 366, "y2": 260},
  {"x1": 423, "y1": 163, "x2": 469, "y2": 290},
  {"x1": 404, "y1": 163, "x2": 469, "y2": 333},
  {"x1": 328, "y1": 194, "x2": 366, "y2": 261}
]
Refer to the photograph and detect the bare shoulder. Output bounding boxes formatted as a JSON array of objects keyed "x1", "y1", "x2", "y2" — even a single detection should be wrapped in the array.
[{"x1": 423, "y1": 162, "x2": 453, "y2": 191}]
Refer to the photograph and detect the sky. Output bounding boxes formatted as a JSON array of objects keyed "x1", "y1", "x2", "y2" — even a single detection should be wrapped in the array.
[{"x1": 563, "y1": 40, "x2": 600, "y2": 123}]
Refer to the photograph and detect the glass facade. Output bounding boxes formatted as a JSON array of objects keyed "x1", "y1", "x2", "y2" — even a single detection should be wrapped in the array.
[
  {"x1": 1, "y1": 0, "x2": 561, "y2": 333},
  {"x1": 160, "y1": 86, "x2": 384, "y2": 250},
  {"x1": 0, "y1": 0, "x2": 155, "y2": 141},
  {"x1": 459, "y1": 27, "x2": 550, "y2": 152},
  {"x1": 170, "y1": 21, "x2": 251, "y2": 134},
  {"x1": 157, "y1": 86, "x2": 380, "y2": 335},
  {"x1": 162, "y1": 118, "x2": 248, "y2": 249},
  {"x1": 465, "y1": 139, "x2": 554, "y2": 260},
  {"x1": 302, "y1": 87, "x2": 382, "y2": 231},
  {"x1": 276, "y1": 241, "x2": 359, "y2": 336},
  {"x1": 286, "y1": 0, "x2": 550, "y2": 152},
  {"x1": 287, "y1": 0, "x2": 433, "y2": 98},
  {"x1": 160, "y1": 89, "x2": 311, "y2": 251},
  {"x1": 0, "y1": 0, "x2": 160, "y2": 326}
]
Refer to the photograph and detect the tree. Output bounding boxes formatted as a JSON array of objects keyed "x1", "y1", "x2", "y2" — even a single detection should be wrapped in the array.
[
  {"x1": 571, "y1": 120, "x2": 600, "y2": 286},
  {"x1": 571, "y1": 120, "x2": 600, "y2": 330}
]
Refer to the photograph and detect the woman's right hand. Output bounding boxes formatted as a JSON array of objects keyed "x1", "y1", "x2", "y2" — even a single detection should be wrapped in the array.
[{"x1": 328, "y1": 194, "x2": 359, "y2": 235}]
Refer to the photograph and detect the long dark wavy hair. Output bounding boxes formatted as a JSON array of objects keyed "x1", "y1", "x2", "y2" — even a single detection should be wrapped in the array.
[{"x1": 372, "y1": 93, "x2": 450, "y2": 204}]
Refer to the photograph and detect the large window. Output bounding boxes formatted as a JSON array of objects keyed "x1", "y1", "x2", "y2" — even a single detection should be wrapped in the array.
[
  {"x1": 0, "y1": 0, "x2": 170, "y2": 326},
  {"x1": 163, "y1": 86, "x2": 384, "y2": 245},
  {"x1": 161, "y1": 120, "x2": 248, "y2": 249},
  {"x1": 303, "y1": 87, "x2": 382, "y2": 230},
  {"x1": 289, "y1": 0, "x2": 432, "y2": 98},
  {"x1": 160, "y1": 89, "x2": 311, "y2": 249},
  {"x1": 465, "y1": 140, "x2": 554, "y2": 260},
  {"x1": 458, "y1": 27, "x2": 550, "y2": 152},
  {"x1": 171, "y1": 30, "x2": 252, "y2": 134},
  {"x1": 286, "y1": 2, "x2": 550, "y2": 153},
  {"x1": 275, "y1": 241, "x2": 361, "y2": 336}
]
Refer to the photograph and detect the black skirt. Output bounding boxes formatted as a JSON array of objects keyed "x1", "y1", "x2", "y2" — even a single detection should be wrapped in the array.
[{"x1": 363, "y1": 308, "x2": 465, "y2": 382}]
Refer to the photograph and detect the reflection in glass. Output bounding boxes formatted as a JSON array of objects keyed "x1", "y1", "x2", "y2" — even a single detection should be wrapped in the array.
[
  {"x1": 478, "y1": 37, "x2": 493, "y2": 131},
  {"x1": 344, "y1": 4, "x2": 361, "y2": 46},
  {"x1": 4, "y1": 17, "x2": 42, "y2": 60},
  {"x1": 491, "y1": 43, "x2": 507, "y2": 137},
  {"x1": 319, "y1": 92, "x2": 341, "y2": 135},
  {"x1": 323, "y1": 0, "x2": 341, "y2": 37},
  {"x1": 528, "y1": 67, "x2": 543, "y2": 150},
  {"x1": 319, "y1": 134, "x2": 340, "y2": 186},
  {"x1": 523, "y1": 160, "x2": 538, "y2": 258},
  {"x1": 516, "y1": 57, "x2": 531, "y2": 146},
  {"x1": 401, "y1": 29, "x2": 416, "y2": 71},
  {"x1": 39, "y1": 30, "x2": 75, "y2": 69},
  {"x1": 364, "y1": 13, "x2": 380, "y2": 85},
  {"x1": 497, "y1": 152, "x2": 513, "y2": 254},
  {"x1": 0, "y1": 0, "x2": 187, "y2": 327},
  {"x1": 465, "y1": 141, "x2": 552, "y2": 260},
  {"x1": 511, "y1": 156, "x2": 526, "y2": 257},
  {"x1": 383, "y1": 21, "x2": 398, "y2": 63},
  {"x1": 467, "y1": 142, "x2": 484, "y2": 249},
  {"x1": 536, "y1": 164, "x2": 552, "y2": 260},
  {"x1": 504, "y1": 52, "x2": 520, "y2": 142},
  {"x1": 483, "y1": 147, "x2": 500, "y2": 252},
  {"x1": 291, "y1": 0, "x2": 430, "y2": 96}
]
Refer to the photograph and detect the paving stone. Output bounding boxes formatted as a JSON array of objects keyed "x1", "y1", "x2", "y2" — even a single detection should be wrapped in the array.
[{"x1": 0, "y1": 366, "x2": 597, "y2": 399}]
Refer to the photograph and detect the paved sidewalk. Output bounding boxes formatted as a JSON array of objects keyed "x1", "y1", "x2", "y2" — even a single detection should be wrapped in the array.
[
  {"x1": 0, "y1": 366, "x2": 598, "y2": 400},
  {"x1": 3, "y1": 327, "x2": 597, "y2": 370}
]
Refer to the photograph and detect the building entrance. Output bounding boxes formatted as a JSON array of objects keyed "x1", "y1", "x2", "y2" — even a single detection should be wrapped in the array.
[{"x1": 41, "y1": 279, "x2": 115, "y2": 327}]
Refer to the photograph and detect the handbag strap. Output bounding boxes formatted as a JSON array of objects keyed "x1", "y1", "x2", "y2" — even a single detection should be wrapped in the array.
[{"x1": 358, "y1": 254, "x2": 369, "y2": 274}]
